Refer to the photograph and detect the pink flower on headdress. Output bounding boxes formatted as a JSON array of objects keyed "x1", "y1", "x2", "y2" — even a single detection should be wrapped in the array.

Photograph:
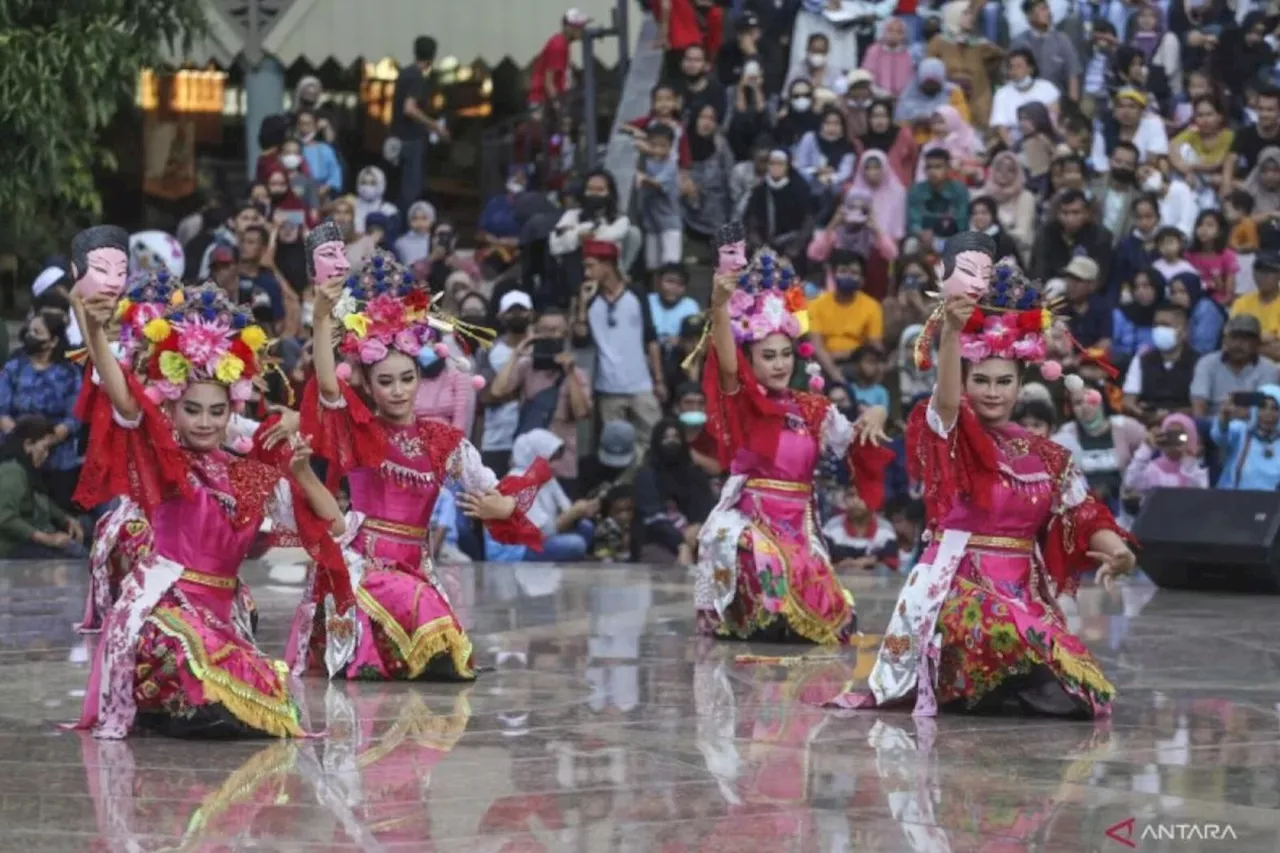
[
  {"x1": 779, "y1": 313, "x2": 801, "y2": 338},
  {"x1": 176, "y1": 317, "x2": 231, "y2": 366},
  {"x1": 130, "y1": 303, "x2": 164, "y2": 332},
  {"x1": 359, "y1": 337, "x2": 389, "y2": 364},
  {"x1": 154, "y1": 379, "x2": 185, "y2": 401},
  {"x1": 760, "y1": 292, "x2": 787, "y2": 326},
  {"x1": 229, "y1": 378, "x2": 254, "y2": 402},
  {"x1": 1011, "y1": 334, "x2": 1047, "y2": 363},
  {"x1": 728, "y1": 289, "x2": 754, "y2": 317},
  {"x1": 339, "y1": 333, "x2": 361, "y2": 356},
  {"x1": 393, "y1": 329, "x2": 422, "y2": 356},
  {"x1": 366, "y1": 294, "x2": 405, "y2": 328},
  {"x1": 747, "y1": 313, "x2": 774, "y2": 340},
  {"x1": 960, "y1": 337, "x2": 992, "y2": 362}
]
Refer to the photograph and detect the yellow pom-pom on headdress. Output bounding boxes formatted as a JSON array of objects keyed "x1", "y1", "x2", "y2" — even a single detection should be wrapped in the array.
[
  {"x1": 158, "y1": 351, "x2": 190, "y2": 384},
  {"x1": 342, "y1": 313, "x2": 369, "y2": 339},
  {"x1": 143, "y1": 318, "x2": 172, "y2": 343},
  {"x1": 214, "y1": 353, "x2": 245, "y2": 384},
  {"x1": 240, "y1": 325, "x2": 268, "y2": 352},
  {"x1": 115, "y1": 298, "x2": 133, "y2": 320},
  {"x1": 169, "y1": 290, "x2": 185, "y2": 306}
]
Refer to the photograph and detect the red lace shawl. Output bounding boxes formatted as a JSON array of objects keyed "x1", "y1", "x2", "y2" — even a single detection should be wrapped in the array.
[
  {"x1": 907, "y1": 400, "x2": 1132, "y2": 597},
  {"x1": 301, "y1": 376, "x2": 549, "y2": 550}
]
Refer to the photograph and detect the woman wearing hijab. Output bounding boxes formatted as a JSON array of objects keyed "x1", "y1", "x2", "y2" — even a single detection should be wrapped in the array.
[
  {"x1": 510, "y1": 429, "x2": 596, "y2": 562},
  {"x1": 895, "y1": 58, "x2": 968, "y2": 131},
  {"x1": 914, "y1": 105, "x2": 984, "y2": 184},
  {"x1": 854, "y1": 99, "x2": 918, "y2": 189},
  {"x1": 1244, "y1": 147, "x2": 1280, "y2": 217},
  {"x1": 807, "y1": 189, "x2": 899, "y2": 300},
  {"x1": 1212, "y1": 12, "x2": 1275, "y2": 106},
  {"x1": 1167, "y1": 271, "x2": 1225, "y2": 356},
  {"x1": 973, "y1": 151, "x2": 1036, "y2": 258},
  {"x1": 1121, "y1": 413, "x2": 1207, "y2": 508},
  {"x1": 926, "y1": 0, "x2": 1003, "y2": 129},
  {"x1": 793, "y1": 107, "x2": 856, "y2": 205},
  {"x1": 774, "y1": 79, "x2": 823, "y2": 150},
  {"x1": 1111, "y1": 268, "x2": 1166, "y2": 363},
  {"x1": 860, "y1": 17, "x2": 914, "y2": 98},
  {"x1": 849, "y1": 149, "x2": 908, "y2": 243},
  {"x1": 394, "y1": 200, "x2": 438, "y2": 266},
  {"x1": 634, "y1": 419, "x2": 714, "y2": 565},
  {"x1": 746, "y1": 150, "x2": 814, "y2": 259},
  {"x1": 1127, "y1": 3, "x2": 1182, "y2": 99},
  {"x1": 967, "y1": 196, "x2": 1022, "y2": 268},
  {"x1": 682, "y1": 103, "x2": 736, "y2": 239},
  {"x1": 353, "y1": 166, "x2": 400, "y2": 237}
]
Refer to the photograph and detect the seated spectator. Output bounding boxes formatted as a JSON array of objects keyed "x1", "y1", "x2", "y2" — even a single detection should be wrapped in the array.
[
  {"x1": 1168, "y1": 272, "x2": 1225, "y2": 358},
  {"x1": 682, "y1": 103, "x2": 735, "y2": 239},
  {"x1": 917, "y1": 105, "x2": 984, "y2": 187},
  {"x1": 475, "y1": 291, "x2": 523, "y2": 476},
  {"x1": 0, "y1": 416, "x2": 85, "y2": 560},
  {"x1": 394, "y1": 201, "x2": 437, "y2": 266},
  {"x1": 634, "y1": 419, "x2": 713, "y2": 565},
  {"x1": 413, "y1": 342, "x2": 477, "y2": 434},
  {"x1": 672, "y1": 44, "x2": 726, "y2": 126},
  {"x1": 264, "y1": 167, "x2": 313, "y2": 229},
  {"x1": 808, "y1": 190, "x2": 898, "y2": 300},
  {"x1": 489, "y1": 306, "x2": 592, "y2": 491},
  {"x1": 745, "y1": 150, "x2": 813, "y2": 259},
  {"x1": 883, "y1": 258, "x2": 933, "y2": 350},
  {"x1": 1187, "y1": 210, "x2": 1239, "y2": 305},
  {"x1": 855, "y1": 100, "x2": 918, "y2": 189},
  {"x1": 512, "y1": 429, "x2": 596, "y2": 562},
  {"x1": 848, "y1": 148, "x2": 908, "y2": 247},
  {"x1": 672, "y1": 382, "x2": 720, "y2": 478},
  {"x1": 591, "y1": 484, "x2": 636, "y2": 563},
  {"x1": 908, "y1": 148, "x2": 969, "y2": 251},
  {"x1": 1121, "y1": 414, "x2": 1208, "y2": 513},
  {"x1": 990, "y1": 49, "x2": 1060, "y2": 149},
  {"x1": 636, "y1": 124, "x2": 684, "y2": 269},
  {"x1": 1121, "y1": 302, "x2": 1197, "y2": 420},
  {"x1": 1151, "y1": 226, "x2": 1198, "y2": 288},
  {"x1": 822, "y1": 483, "x2": 898, "y2": 574},
  {"x1": 724, "y1": 62, "x2": 773, "y2": 163},
  {"x1": 1054, "y1": 378, "x2": 1147, "y2": 507},
  {"x1": 1014, "y1": 397, "x2": 1058, "y2": 438},
  {"x1": 1112, "y1": 270, "x2": 1165, "y2": 364},
  {"x1": 1061, "y1": 257, "x2": 1113, "y2": 353},
  {"x1": 967, "y1": 197, "x2": 1022, "y2": 269},
  {"x1": 623, "y1": 83, "x2": 690, "y2": 167},
  {"x1": 807, "y1": 249, "x2": 884, "y2": 380},
  {"x1": 1140, "y1": 163, "x2": 1197, "y2": 238},
  {"x1": 927, "y1": 1, "x2": 1003, "y2": 129},
  {"x1": 478, "y1": 166, "x2": 528, "y2": 274},
  {"x1": 648, "y1": 264, "x2": 700, "y2": 350},
  {"x1": 883, "y1": 494, "x2": 925, "y2": 574},
  {"x1": 1030, "y1": 190, "x2": 1113, "y2": 289},
  {"x1": 793, "y1": 107, "x2": 856, "y2": 205},
  {"x1": 0, "y1": 313, "x2": 82, "y2": 511},
  {"x1": 974, "y1": 151, "x2": 1037, "y2": 261},
  {"x1": 1109, "y1": 193, "x2": 1162, "y2": 299},
  {"x1": 580, "y1": 419, "x2": 639, "y2": 497},
  {"x1": 1230, "y1": 250, "x2": 1280, "y2": 361},
  {"x1": 785, "y1": 32, "x2": 849, "y2": 99},
  {"x1": 731, "y1": 137, "x2": 772, "y2": 220},
  {"x1": 430, "y1": 487, "x2": 472, "y2": 565},
  {"x1": 1010, "y1": 0, "x2": 1078, "y2": 97},
  {"x1": 895, "y1": 323, "x2": 936, "y2": 408},
  {"x1": 846, "y1": 345, "x2": 890, "y2": 411},
  {"x1": 277, "y1": 138, "x2": 322, "y2": 212},
  {"x1": 896, "y1": 58, "x2": 969, "y2": 135},
  {"x1": 1190, "y1": 314, "x2": 1280, "y2": 417},
  {"x1": 1212, "y1": 385, "x2": 1280, "y2": 491},
  {"x1": 664, "y1": 313, "x2": 707, "y2": 393},
  {"x1": 296, "y1": 109, "x2": 343, "y2": 197},
  {"x1": 1223, "y1": 189, "x2": 1260, "y2": 254},
  {"x1": 1091, "y1": 141, "x2": 1141, "y2": 240},
  {"x1": 860, "y1": 16, "x2": 913, "y2": 98},
  {"x1": 1090, "y1": 88, "x2": 1168, "y2": 172},
  {"x1": 1243, "y1": 146, "x2": 1280, "y2": 219},
  {"x1": 1169, "y1": 96, "x2": 1233, "y2": 208},
  {"x1": 773, "y1": 79, "x2": 821, "y2": 150},
  {"x1": 425, "y1": 221, "x2": 482, "y2": 298}
]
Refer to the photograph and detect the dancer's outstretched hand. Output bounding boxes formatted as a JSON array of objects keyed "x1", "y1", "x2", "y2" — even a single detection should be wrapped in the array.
[
  {"x1": 852, "y1": 406, "x2": 888, "y2": 445},
  {"x1": 260, "y1": 406, "x2": 301, "y2": 450},
  {"x1": 1090, "y1": 545, "x2": 1136, "y2": 591}
]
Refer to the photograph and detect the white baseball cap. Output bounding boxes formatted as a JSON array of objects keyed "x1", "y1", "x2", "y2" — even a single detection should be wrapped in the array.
[
  {"x1": 564, "y1": 8, "x2": 591, "y2": 27},
  {"x1": 499, "y1": 290, "x2": 534, "y2": 313}
]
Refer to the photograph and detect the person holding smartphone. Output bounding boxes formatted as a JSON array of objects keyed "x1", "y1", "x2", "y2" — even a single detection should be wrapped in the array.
[{"x1": 1212, "y1": 384, "x2": 1280, "y2": 489}]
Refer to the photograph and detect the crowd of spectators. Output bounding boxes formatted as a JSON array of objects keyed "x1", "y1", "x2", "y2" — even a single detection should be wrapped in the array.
[{"x1": 13, "y1": 0, "x2": 1280, "y2": 567}]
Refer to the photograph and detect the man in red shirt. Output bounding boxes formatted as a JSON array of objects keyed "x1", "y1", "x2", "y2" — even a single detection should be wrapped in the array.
[{"x1": 529, "y1": 8, "x2": 591, "y2": 107}]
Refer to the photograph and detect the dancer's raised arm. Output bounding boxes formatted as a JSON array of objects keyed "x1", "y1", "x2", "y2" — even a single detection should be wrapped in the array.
[
  {"x1": 709, "y1": 272, "x2": 739, "y2": 393},
  {"x1": 311, "y1": 278, "x2": 345, "y2": 404},
  {"x1": 72, "y1": 294, "x2": 139, "y2": 423},
  {"x1": 932, "y1": 295, "x2": 977, "y2": 431}
]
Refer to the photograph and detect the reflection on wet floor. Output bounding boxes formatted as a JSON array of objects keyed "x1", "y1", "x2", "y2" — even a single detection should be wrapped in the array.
[{"x1": 2, "y1": 559, "x2": 1280, "y2": 851}]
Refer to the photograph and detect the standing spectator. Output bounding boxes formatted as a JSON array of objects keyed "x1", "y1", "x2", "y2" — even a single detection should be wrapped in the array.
[
  {"x1": 413, "y1": 345, "x2": 477, "y2": 435},
  {"x1": 572, "y1": 241, "x2": 665, "y2": 454},
  {"x1": 633, "y1": 419, "x2": 713, "y2": 565},
  {"x1": 1120, "y1": 301, "x2": 1198, "y2": 418},
  {"x1": 860, "y1": 16, "x2": 914, "y2": 98},
  {"x1": 808, "y1": 249, "x2": 884, "y2": 380},
  {"x1": 0, "y1": 417, "x2": 84, "y2": 559},
  {"x1": 489, "y1": 307, "x2": 593, "y2": 490},
  {"x1": 655, "y1": 0, "x2": 724, "y2": 74},
  {"x1": 354, "y1": 166, "x2": 400, "y2": 237},
  {"x1": 648, "y1": 265, "x2": 700, "y2": 350},
  {"x1": 636, "y1": 124, "x2": 684, "y2": 270},
  {"x1": 724, "y1": 59, "x2": 772, "y2": 161},
  {"x1": 1212, "y1": 384, "x2": 1280, "y2": 491},
  {"x1": 928, "y1": 1, "x2": 1004, "y2": 130},
  {"x1": 277, "y1": 139, "x2": 322, "y2": 211},
  {"x1": 1060, "y1": 257, "x2": 1113, "y2": 352},
  {"x1": 476, "y1": 291, "x2": 530, "y2": 476},
  {"x1": 716, "y1": 10, "x2": 762, "y2": 89},
  {"x1": 0, "y1": 315, "x2": 81, "y2": 512},
  {"x1": 682, "y1": 103, "x2": 736, "y2": 240},
  {"x1": 295, "y1": 109, "x2": 342, "y2": 197},
  {"x1": 673, "y1": 45, "x2": 726, "y2": 125},
  {"x1": 1231, "y1": 251, "x2": 1280, "y2": 360},
  {"x1": 529, "y1": 9, "x2": 590, "y2": 107},
  {"x1": 1029, "y1": 190, "x2": 1114, "y2": 288},
  {"x1": 990, "y1": 49, "x2": 1060, "y2": 148},
  {"x1": 236, "y1": 226, "x2": 287, "y2": 330},
  {"x1": 550, "y1": 168, "x2": 633, "y2": 261},
  {"x1": 512, "y1": 429, "x2": 596, "y2": 562},
  {"x1": 745, "y1": 150, "x2": 813, "y2": 257},
  {"x1": 1190, "y1": 314, "x2": 1279, "y2": 417},
  {"x1": 1010, "y1": 0, "x2": 1080, "y2": 101},
  {"x1": 907, "y1": 149, "x2": 969, "y2": 251},
  {"x1": 394, "y1": 200, "x2": 437, "y2": 266},
  {"x1": 392, "y1": 36, "x2": 448, "y2": 211}
]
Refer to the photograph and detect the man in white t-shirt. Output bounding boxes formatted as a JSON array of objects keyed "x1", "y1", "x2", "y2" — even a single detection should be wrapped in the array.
[
  {"x1": 1089, "y1": 88, "x2": 1169, "y2": 173},
  {"x1": 990, "y1": 48, "x2": 1061, "y2": 147}
]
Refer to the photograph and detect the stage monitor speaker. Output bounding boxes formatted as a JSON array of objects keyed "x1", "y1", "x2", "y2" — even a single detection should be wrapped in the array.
[{"x1": 1132, "y1": 488, "x2": 1280, "y2": 594}]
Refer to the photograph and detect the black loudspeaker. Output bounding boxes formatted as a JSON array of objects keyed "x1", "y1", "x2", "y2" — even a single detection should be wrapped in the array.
[{"x1": 1133, "y1": 488, "x2": 1280, "y2": 593}]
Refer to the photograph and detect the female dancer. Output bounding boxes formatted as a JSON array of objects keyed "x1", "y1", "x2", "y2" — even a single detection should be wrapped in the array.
[
  {"x1": 695, "y1": 226, "x2": 890, "y2": 644},
  {"x1": 828, "y1": 232, "x2": 1137, "y2": 718},
  {"x1": 289, "y1": 249, "x2": 548, "y2": 681},
  {"x1": 71, "y1": 275, "x2": 347, "y2": 739}
]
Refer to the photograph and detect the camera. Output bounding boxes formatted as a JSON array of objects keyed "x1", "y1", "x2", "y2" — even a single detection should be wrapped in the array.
[
  {"x1": 1155, "y1": 430, "x2": 1188, "y2": 447},
  {"x1": 531, "y1": 338, "x2": 563, "y2": 372}
]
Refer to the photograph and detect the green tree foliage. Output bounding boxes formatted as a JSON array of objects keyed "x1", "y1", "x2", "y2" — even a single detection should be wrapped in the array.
[{"x1": 0, "y1": 0, "x2": 207, "y2": 255}]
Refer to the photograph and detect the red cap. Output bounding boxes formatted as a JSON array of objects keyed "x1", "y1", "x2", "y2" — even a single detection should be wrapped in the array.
[{"x1": 582, "y1": 239, "x2": 619, "y2": 262}]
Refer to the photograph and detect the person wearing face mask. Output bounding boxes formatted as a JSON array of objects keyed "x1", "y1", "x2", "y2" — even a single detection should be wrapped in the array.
[
  {"x1": 353, "y1": 165, "x2": 400, "y2": 238},
  {"x1": 412, "y1": 333, "x2": 478, "y2": 435},
  {"x1": 295, "y1": 109, "x2": 342, "y2": 197},
  {"x1": 276, "y1": 138, "x2": 321, "y2": 211},
  {"x1": 0, "y1": 313, "x2": 83, "y2": 512},
  {"x1": 1121, "y1": 302, "x2": 1198, "y2": 421},
  {"x1": 550, "y1": 169, "x2": 632, "y2": 258},
  {"x1": 773, "y1": 81, "x2": 821, "y2": 150},
  {"x1": 673, "y1": 44, "x2": 725, "y2": 126},
  {"x1": 1053, "y1": 377, "x2": 1147, "y2": 510},
  {"x1": 634, "y1": 418, "x2": 714, "y2": 565},
  {"x1": 1138, "y1": 163, "x2": 1197, "y2": 239},
  {"x1": 745, "y1": 150, "x2": 814, "y2": 256},
  {"x1": 672, "y1": 382, "x2": 720, "y2": 478},
  {"x1": 990, "y1": 49, "x2": 1060, "y2": 149},
  {"x1": 1089, "y1": 141, "x2": 1141, "y2": 240},
  {"x1": 785, "y1": 32, "x2": 846, "y2": 96},
  {"x1": 394, "y1": 200, "x2": 438, "y2": 266},
  {"x1": 895, "y1": 59, "x2": 971, "y2": 139},
  {"x1": 479, "y1": 166, "x2": 528, "y2": 273},
  {"x1": 807, "y1": 249, "x2": 884, "y2": 382}
]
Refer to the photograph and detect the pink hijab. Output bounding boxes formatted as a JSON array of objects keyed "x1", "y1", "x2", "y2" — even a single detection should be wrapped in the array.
[
  {"x1": 935, "y1": 106, "x2": 983, "y2": 163},
  {"x1": 976, "y1": 150, "x2": 1026, "y2": 205},
  {"x1": 860, "y1": 18, "x2": 914, "y2": 98},
  {"x1": 849, "y1": 150, "x2": 907, "y2": 242},
  {"x1": 1152, "y1": 412, "x2": 1200, "y2": 479}
]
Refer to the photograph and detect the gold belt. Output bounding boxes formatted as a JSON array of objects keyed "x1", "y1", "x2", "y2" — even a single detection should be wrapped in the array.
[
  {"x1": 364, "y1": 518, "x2": 428, "y2": 539},
  {"x1": 180, "y1": 568, "x2": 238, "y2": 590},
  {"x1": 967, "y1": 534, "x2": 1035, "y2": 553},
  {"x1": 743, "y1": 478, "x2": 812, "y2": 494}
]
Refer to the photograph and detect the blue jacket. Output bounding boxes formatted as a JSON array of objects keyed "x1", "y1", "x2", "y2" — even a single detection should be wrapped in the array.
[{"x1": 1212, "y1": 384, "x2": 1280, "y2": 490}]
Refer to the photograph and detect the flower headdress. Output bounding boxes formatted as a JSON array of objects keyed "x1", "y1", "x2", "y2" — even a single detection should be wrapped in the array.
[
  {"x1": 328, "y1": 248, "x2": 493, "y2": 387},
  {"x1": 115, "y1": 270, "x2": 269, "y2": 407}
]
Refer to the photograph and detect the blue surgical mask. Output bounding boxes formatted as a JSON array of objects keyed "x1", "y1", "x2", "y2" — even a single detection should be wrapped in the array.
[
  {"x1": 902, "y1": 274, "x2": 924, "y2": 291},
  {"x1": 835, "y1": 275, "x2": 861, "y2": 294},
  {"x1": 417, "y1": 348, "x2": 441, "y2": 368},
  {"x1": 1151, "y1": 325, "x2": 1178, "y2": 352},
  {"x1": 679, "y1": 410, "x2": 708, "y2": 428}
]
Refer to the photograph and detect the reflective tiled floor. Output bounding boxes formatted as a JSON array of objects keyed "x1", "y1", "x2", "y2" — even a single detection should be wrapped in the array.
[{"x1": 3, "y1": 557, "x2": 1280, "y2": 851}]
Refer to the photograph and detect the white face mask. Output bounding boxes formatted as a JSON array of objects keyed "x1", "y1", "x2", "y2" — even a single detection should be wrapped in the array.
[
  {"x1": 1143, "y1": 172, "x2": 1164, "y2": 193},
  {"x1": 507, "y1": 181, "x2": 525, "y2": 195},
  {"x1": 281, "y1": 153, "x2": 302, "y2": 170},
  {"x1": 791, "y1": 96, "x2": 813, "y2": 112},
  {"x1": 1014, "y1": 77, "x2": 1035, "y2": 91},
  {"x1": 983, "y1": 224, "x2": 999, "y2": 236},
  {"x1": 766, "y1": 175, "x2": 789, "y2": 189},
  {"x1": 807, "y1": 53, "x2": 827, "y2": 68},
  {"x1": 358, "y1": 184, "x2": 380, "y2": 202}
]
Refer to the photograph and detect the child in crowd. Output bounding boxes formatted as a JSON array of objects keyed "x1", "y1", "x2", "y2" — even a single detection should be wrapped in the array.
[
  {"x1": 1186, "y1": 210, "x2": 1239, "y2": 305},
  {"x1": 648, "y1": 264, "x2": 700, "y2": 347},
  {"x1": 883, "y1": 495, "x2": 925, "y2": 574},
  {"x1": 430, "y1": 486, "x2": 472, "y2": 565},
  {"x1": 591, "y1": 485, "x2": 636, "y2": 563},
  {"x1": 1152, "y1": 227, "x2": 1199, "y2": 287},
  {"x1": 636, "y1": 124, "x2": 684, "y2": 269},
  {"x1": 846, "y1": 345, "x2": 890, "y2": 410},
  {"x1": 1225, "y1": 189, "x2": 1260, "y2": 253},
  {"x1": 1014, "y1": 397, "x2": 1058, "y2": 439},
  {"x1": 823, "y1": 483, "x2": 898, "y2": 574}
]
